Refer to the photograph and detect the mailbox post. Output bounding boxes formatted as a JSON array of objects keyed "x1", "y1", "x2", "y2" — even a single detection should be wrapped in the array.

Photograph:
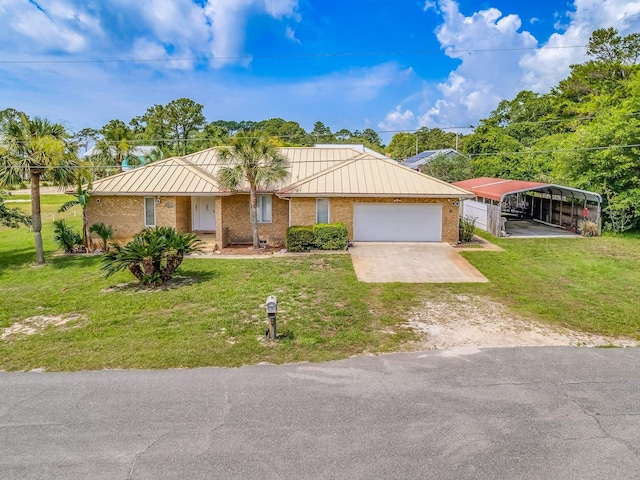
[{"x1": 266, "y1": 295, "x2": 278, "y2": 339}]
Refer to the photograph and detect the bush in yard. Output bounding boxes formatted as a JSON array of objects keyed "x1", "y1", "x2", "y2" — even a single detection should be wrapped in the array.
[
  {"x1": 101, "y1": 227, "x2": 204, "y2": 285},
  {"x1": 459, "y1": 215, "x2": 477, "y2": 242},
  {"x1": 286, "y1": 226, "x2": 315, "y2": 252},
  {"x1": 52, "y1": 219, "x2": 83, "y2": 253},
  {"x1": 313, "y1": 223, "x2": 349, "y2": 250},
  {"x1": 579, "y1": 220, "x2": 599, "y2": 237},
  {"x1": 89, "y1": 222, "x2": 115, "y2": 252}
]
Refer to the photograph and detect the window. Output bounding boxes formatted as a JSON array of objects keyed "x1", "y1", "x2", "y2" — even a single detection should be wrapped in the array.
[
  {"x1": 257, "y1": 195, "x2": 272, "y2": 223},
  {"x1": 316, "y1": 198, "x2": 330, "y2": 224},
  {"x1": 144, "y1": 197, "x2": 156, "y2": 227}
]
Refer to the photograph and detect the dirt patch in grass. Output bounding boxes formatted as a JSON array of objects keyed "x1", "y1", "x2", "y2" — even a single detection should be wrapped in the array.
[
  {"x1": 406, "y1": 294, "x2": 637, "y2": 349},
  {"x1": 1, "y1": 314, "x2": 84, "y2": 340},
  {"x1": 101, "y1": 275, "x2": 197, "y2": 293}
]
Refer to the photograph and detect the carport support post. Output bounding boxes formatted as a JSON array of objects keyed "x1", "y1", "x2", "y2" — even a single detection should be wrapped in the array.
[{"x1": 559, "y1": 194, "x2": 563, "y2": 226}]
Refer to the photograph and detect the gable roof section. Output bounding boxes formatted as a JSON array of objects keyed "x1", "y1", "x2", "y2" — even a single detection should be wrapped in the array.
[
  {"x1": 187, "y1": 146, "x2": 366, "y2": 191},
  {"x1": 90, "y1": 157, "x2": 224, "y2": 195},
  {"x1": 401, "y1": 149, "x2": 462, "y2": 169},
  {"x1": 278, "y1": 155, "x2": 474, "y2": 198}
]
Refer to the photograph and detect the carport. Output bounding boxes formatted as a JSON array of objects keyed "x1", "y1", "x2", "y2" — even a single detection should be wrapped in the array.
[{"x1": 453, "y1": 177, "x2": 602, "y2": 237}]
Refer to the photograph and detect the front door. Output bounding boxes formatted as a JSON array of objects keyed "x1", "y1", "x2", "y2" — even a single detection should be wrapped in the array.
[{"x1": 193, "y1": 197, "x2": 216, "y2": 231}]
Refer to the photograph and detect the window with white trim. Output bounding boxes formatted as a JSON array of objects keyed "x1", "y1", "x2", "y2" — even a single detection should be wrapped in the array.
[
  {"x1": 257, "y1": 195, "x2": 272, "y2": 223},
  {"x1": 316, "y1": 198, "x2": 330, "y2": 224},
  {"x1": 144, "y1": 197, "x2": 156, "y2": 227}
]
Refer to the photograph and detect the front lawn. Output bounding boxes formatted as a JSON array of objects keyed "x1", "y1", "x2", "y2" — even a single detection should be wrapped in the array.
[
  {"x1": 1, "y1": 194, "x2": 639, "y2": 371},
  {"x1": 0, "y1": 198, "x2": 418, "y2": 370}
]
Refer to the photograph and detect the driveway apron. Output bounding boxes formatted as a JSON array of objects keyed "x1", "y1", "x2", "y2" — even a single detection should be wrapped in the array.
[{"x1": 349, "y1": 242, "x2": 489, "y2": 283}]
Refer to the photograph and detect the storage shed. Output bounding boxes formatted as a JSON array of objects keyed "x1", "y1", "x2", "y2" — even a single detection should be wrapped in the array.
[{"x1": 452, "y1": 177, "x2": 602, "y2": 237}]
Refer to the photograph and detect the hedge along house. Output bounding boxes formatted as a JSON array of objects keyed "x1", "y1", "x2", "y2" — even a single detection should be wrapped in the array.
[
  {"x1": 452, "y1": 177, "x2": 602, "y2": 237},
  {"x1": 86, "y1": 146, "x2": 474, "y2": 248}
]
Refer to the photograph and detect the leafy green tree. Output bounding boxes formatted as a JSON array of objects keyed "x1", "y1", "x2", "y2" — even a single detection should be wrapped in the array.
[
  {"x1": 0, "y1": 191, "x2": 31, "y2": 228},
  {"x1": 0, "y1": 114, "x2": 77, "y2": 264},
  {"x1": 420, "y1": 154, "x2": 474, "y2": 183},
  {"x1": 132, "y1": 98, "x2": 206, "y2": 155},
  {"x1": 386, "y1": 132, "x2": 419, "y2": 160},
  {"x1": 72, "y1": 127, "x2": 99, "y2": 155},
  {"x1": 217, "y1": 133, "x2": 290, "y2": 248},
  {"x1": 258, "y1": 118, "x2": 309, "y2": 145},
  {"x1": 165, "y1": 98, "x2": 206, "y2": 155},
  {"x1": 101, "y1": 227, "x2": 203, "y2": 285},
  {"x1": 311, "y1": 121, "x2": 335, "y2": 143}
]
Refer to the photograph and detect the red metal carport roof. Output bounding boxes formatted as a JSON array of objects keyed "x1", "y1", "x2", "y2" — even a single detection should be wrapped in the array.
[{"x1": 453, "y1": 177, "x2": 547, "y2": 202}]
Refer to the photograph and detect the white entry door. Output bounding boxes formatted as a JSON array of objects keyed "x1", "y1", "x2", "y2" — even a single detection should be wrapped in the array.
[
  {"x1": 353, "y1": 203, "x2": 442, "y2": 242},
  {"x1": 192, "y1": 197, "x2": 216, "y2": 231}
]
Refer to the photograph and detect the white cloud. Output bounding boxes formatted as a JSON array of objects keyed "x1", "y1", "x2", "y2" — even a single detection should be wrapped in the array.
[
  {"x1": 203, "y1": 0, "x2": 299, "y2": 67},
  {"x1": 378, "y1": 105, "x2": 416, "y2": 131},
  {"x1": 424, "y1": 1, "x2": 437, "y2": 12},
  {"x1": 285, "y1": 26, "x2": 301, "y2": 43},
  {"x1": 418, "y1": 0, "x2": 537, "y2": 128},
  {"x1": 521, "y1": 0, "x2": 640, "y2": 91},
  {"x1": 0, "y1": 0, "x2": 98, "y2": 53},
  {"x1": 0, "y1": 0, "x2": 300, "y2": 69}
]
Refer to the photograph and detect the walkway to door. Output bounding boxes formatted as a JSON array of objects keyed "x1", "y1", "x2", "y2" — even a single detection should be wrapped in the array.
[{"x1": 349, "y1": 242, "x2": 488, "y2": 283}]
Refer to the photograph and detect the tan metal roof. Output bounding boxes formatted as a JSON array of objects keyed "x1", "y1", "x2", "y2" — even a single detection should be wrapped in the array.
[
  {"x1": 277, "y1": 156, "x2": 475, "y2": 198},
  {"x1": 89, "y1": 147, "x2": 473, "y2": 198},
  {"x1": 90, "y1": 157, "x2": 223, "y2": 195}
]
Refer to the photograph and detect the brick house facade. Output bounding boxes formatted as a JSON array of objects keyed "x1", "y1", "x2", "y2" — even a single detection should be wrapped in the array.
[{"x1": 86, "y1": 147, "x2": 473, "y2": 247}]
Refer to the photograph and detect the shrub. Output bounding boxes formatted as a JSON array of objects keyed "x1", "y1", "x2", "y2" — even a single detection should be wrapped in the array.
[
  {"x1": 459, "y1": 215, "x2": 477, "y2": 242},
  {"x1": 286, "y1": 226, "x2": 315, "y2": 252},
  {"x1": 101, "y1": 227, "x2": 204, "y2": 285},
  {"x1": 52, "y1": 219, "x2": 82, "y2": 253},
  {"x1": 313, "y1": 223, "x2": 348, "y2": 250},
  {"x1": 579, "y1": 220, "x2": 599, "y2": 237},
  {"x1": 89, "y1": 222, "x2": 115, "y2": 252}
]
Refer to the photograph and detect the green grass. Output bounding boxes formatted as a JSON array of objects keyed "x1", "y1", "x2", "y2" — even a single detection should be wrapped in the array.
[
  {"x1": 454, "y1": 230, "x2": 640, "y2": 338},
  {"x1": 1, "y1": 195, "x2": 639, "y2": 371},
  {"x1": 0, "y1": 195, "x2": 418, "y2": 371}
]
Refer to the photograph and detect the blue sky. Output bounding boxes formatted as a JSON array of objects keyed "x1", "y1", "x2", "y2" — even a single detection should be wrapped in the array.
[{"x1": 1, "y1": 0, "x2": 640, "y2": 142}]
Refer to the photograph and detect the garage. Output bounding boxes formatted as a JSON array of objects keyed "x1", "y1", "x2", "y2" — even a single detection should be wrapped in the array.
[{"x1": 353, "y1": 203, "x2": 442, "y2": 242}]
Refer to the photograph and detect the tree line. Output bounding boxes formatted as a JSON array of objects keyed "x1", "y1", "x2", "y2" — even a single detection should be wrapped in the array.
[{"x1": 2, "y1": 26, "x2": 640, "y2": 255}]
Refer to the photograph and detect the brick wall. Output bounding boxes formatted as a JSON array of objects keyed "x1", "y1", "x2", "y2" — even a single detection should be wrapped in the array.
[
  {"x1": 175, "y1": 196, "x2": 191, "y2": 233},
  {"x1": 86, "y1": 195, "x2": 179, "y2": 241},
  {"x1": 221, "y1": 194, "x2": 289, "y2": 246},
  {"x1": 289, "y1": 196, "x2": 460, "y2": 243}
]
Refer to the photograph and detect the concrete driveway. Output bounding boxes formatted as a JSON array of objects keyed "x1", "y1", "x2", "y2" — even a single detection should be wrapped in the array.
[
  {"x1": 506, "y1": 219, "x2": 580, "y2": 238},
  {"x1": 349, "y1": 242, "x2": 488, "y2": 283}
]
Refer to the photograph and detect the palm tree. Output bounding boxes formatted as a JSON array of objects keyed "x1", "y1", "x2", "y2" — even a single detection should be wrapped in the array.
[
  {"x1": 58, "y1": 175, "x2": 92, "y2": 250},
  {"x1": 217, "y1": 133, "x2": 290, "y2": 248},
  {"x1": 91, "y1": 120, "x2": 134, "y2": 174},
  {"x1": 0, "y1": 115, "x2": 77, "y2": 264}
]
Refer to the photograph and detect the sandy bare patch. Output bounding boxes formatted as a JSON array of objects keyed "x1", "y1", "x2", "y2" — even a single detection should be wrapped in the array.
[
  {"x1": 406, "y1": 294, "x2": 637, "y2": 349},
  {"x1": 1, "y1": 314, "x2": 84, "y2": 340}
]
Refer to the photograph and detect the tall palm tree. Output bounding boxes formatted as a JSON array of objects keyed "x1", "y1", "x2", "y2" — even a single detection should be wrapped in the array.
[
  {"x1": 217, "y1": 133, "x2": 290, "y2": 248},
  {"x1": 0, "y1": 115, "x2": 77, "y2": 264}
]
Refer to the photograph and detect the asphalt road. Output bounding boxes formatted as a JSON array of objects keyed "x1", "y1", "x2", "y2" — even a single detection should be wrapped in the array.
[{"x1": 1, "y1": 347, "x2": 639, "y2": 479}]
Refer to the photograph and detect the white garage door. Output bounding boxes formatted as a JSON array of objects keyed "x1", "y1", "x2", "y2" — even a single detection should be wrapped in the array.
[{"x1": 353, "y1": 203, "x2": 442, "y2": 242}]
